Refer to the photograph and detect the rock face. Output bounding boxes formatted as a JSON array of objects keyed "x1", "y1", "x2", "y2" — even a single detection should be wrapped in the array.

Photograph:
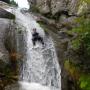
[
  {"x1": 0, "y1": 18, "x2": 10, "y2": 89},
  {"x1": 0, "y1": 8, "x2": 15, "y2": 19},
  {"x1": 0, "y1": 1, "x2": 15, "y2": 19},
  {"x1": 28, "y1": 0, "x2": 90, "y2": 90},
  {"x1": 0, "y1": 18, "x2": 10, "y2": 63},
  {"x1": 0, "y1": 2, "x2": 15, "y2": 64},
  {"x1": 51, "y1": 0, "x2": 65, "y2": 15},
  {"x1": 0, "y1": 2, "x2": 19, "y2": 89},
  {"x1": 28, "y1": 0, "x2": 79, "y2": 15},
  {"x1": 36, "y1": 0, "x2": 50, "y2": 14}
]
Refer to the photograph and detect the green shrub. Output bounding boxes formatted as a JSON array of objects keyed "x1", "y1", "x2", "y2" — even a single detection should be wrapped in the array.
[
  {"x1": 71, "y1": 17, "x2": 90, "y2": 52},
  {"x1": 70, "y1": 16, "x2": 90, "y2": 90},
  {"x1": 79, "y1": 74, "x2": 90, "y2": 90}
]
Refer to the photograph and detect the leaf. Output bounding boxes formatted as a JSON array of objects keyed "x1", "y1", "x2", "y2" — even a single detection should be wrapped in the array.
[{"x1": 80, "y1": 81, "x2": 87, "y2": 88}]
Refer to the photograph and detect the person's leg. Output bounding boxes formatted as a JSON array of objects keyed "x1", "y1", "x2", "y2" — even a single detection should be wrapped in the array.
[
  {"x1": 38, "y1": 36, "x2": 44, "y2": 45},
  {"x1": 32, "y1": 38, "x2": 36, "y2": 46},
  {"x1": 41, "y1": 38, "x2": 44, "y2": 45}
]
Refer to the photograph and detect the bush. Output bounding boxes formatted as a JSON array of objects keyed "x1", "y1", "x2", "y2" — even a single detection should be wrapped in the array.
[
  {"x1": 79, "y1": 74, "x2": 90, "y2": 90},
  {"x1": 70, "y1": 14, "x2": 90, "y2": 90},
  {"x1": 71, "y1": 17, "x2": 90, "y2": 53}
]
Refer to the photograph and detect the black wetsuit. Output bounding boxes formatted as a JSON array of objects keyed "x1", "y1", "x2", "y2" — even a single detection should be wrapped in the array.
[{"x1": 32, "y1": 32, "x2": 44, "y2": 46}]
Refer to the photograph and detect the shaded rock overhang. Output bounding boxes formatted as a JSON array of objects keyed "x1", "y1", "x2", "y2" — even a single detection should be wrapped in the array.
[{"x1": 0, "y1": 8, "x2": 15, "y2": 19}]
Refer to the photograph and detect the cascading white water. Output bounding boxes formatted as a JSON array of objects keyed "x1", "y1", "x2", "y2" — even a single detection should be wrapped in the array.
[{"x1": 14, "y1": 8, "x2": 61, "y2": 90}]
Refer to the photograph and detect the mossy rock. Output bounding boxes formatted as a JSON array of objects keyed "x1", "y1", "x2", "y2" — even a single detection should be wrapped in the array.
[
  {"x1": 0, "y1": 8, "x2": 15, "y2": 19},
  {"x1": 31, "y1": 6, "x2": 40, "y2": 13}
]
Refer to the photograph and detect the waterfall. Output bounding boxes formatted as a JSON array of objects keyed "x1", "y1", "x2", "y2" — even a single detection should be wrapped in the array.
[{"x1": 14, "y1": 8, "x2": 61, "y2": 90}]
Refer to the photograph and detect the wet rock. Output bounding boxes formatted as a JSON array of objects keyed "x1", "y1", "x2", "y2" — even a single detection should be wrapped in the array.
[
  {"x1": 0, "y1": 1, "x2": 10, "y2": 8},
  {"x1": 0, "y1": 1, "x2": 15, "y2": 19},
  {"x1": 29, "y1": 0, "x2": 79, "y2": 15},
  {"x1": 37, "y1": 0, "x2": 50, "y2": 14},
  {"x1": 5, "y1": 83, "x2": 20, "y2": 90},
  {"x1": 0, "y1": 18, "x2": 10, "y2": 63},
  {"x1": 0, "y1": 52, "x2": 4, "y2": 58},
  {"x1": 0, "y1": 8, "x2": 15, "y2": 19},
  {"x1": 0, "y1": 4, "x2": 20, "y2": 88},
  {"x1": 59, "y1": 15, "x2": 77, "y2": 25},
  {"x1": 51, "y1": 0, "x2": 65, "y2": 15},
  {"x1": 58, "y1": 31, "x2": 73, "y2": 39}
]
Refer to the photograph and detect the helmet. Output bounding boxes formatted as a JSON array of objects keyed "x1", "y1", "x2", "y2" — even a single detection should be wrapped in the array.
[{"x1": 33, "y1": 28, "x2": 36, "y2": 32}]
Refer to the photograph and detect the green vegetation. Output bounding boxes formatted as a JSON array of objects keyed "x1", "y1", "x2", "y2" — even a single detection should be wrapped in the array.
[
  {"x1": 65, "y1": 16, "x2": 90, "y2": 90},
  {"x1": 31, "y1": 6, "x2": 40, "y2": 13},
  {"x1": 64, "y1": 1, "x2": 90, "y2": 89},
  {"x1": 0, "y1": 61, "x2": 18, "y2": 88},
  {"x1": 10, "y1": 0, "x2": 18, "y2": 7},
  {"x1": 64, "y1": 58, "x2": 90, "y2": 90},
  {"x1": 64, "y1": 60, "x2": 80, "y2": 80},
  {"x1": 80, "y1": 0, "x2": 90, "y2": 3},
  {"x1": 0, "y1": 0, "x2": 10, "y2": 3},
  {"x1": 71, "y1": 17, "x2": 90, "y2": 57},
  {"x1": 79, "y1": 74, "x2": 90, "y2": 90},
  {"x1": 7, "y1": 12, "x2": 16, "y2": 19}
]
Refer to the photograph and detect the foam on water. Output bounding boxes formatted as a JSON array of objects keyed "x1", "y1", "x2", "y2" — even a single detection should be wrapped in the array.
[
  {"x1": 19, "y1": 82, "x2": 50, "y2": 90},
  {"x1": 14, "y1": 9, "x2": 61, "y2": 90}
]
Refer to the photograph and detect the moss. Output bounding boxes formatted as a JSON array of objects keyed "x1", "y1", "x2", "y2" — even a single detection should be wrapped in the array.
[
  {"x1": 67, "y1": 16, "x2": 90, "y2": 51},
  {"x1": 79, "y1": 74, "x2": 90, "y2": 90},
  {"x1": 38, "y1": 21, "x2": 58, "y2": 34},
  {"x1": 64, "y1": 59, "x2": 80, "y2": 80},
  {"x1": 17, "y1": 28, "x2": 22, "y2": 34},
  {"x1": 42, "y1": 12, "x2": 61, "y2": 21},
  {"x1": 3, "y1": 12, "x2": 16, "y2": 20},
  {"x1": 64, "y1": 58, "x2": 90, "y2": 90},
  {"x1": 7, "y1": 13, "x2": 15, "y2": 19},
  {"x1": 71, "y1": 39, "x2": 81, "y2": 50},
  {"x1": 31, "y1": 6, "x2": 40, "y2": 13},
  {"x1": 0, "y1": 8, "x2": 16, "y2": 19},
  {"x1": 38, "y1": 21, "x2": 48, "y2": 33},
  {"x1": 0, "y1": 62, "x2": 18, "y2": 88}
]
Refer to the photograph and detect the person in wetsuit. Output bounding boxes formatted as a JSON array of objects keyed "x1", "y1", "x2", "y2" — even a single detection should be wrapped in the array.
[{"x1": 32, "y1": 28, "x2": 44, "y2": 46}]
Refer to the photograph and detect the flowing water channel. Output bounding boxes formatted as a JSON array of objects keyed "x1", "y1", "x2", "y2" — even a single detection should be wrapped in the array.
[{"x1": 6, "y1": 8, "x2": 61, "y2": 90}]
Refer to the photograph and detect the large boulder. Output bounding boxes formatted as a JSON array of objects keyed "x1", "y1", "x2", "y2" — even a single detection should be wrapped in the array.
[
  {"x1": 28, "y1": 0, "x2": 79, "y2": 15},
  {"x1": 0, "y1": 1, "x2": 15, "y2": 19},
  {"x1": 0, "y1": 2, "x2": 19, "y2": 89},
  {"x1": 51, "y1": 0, "x2": 65, "y2": 15},
  {"x1": 36, "y1": 0, "x2": 50, "y2": 14},
  {"x1": 0, "y1": 18, "x2": 10, "y2": 63},
  {"x1": 0, "y1": 8, "x2": 15, "y2": 19},
  {"x1": 28, "y1": 0, "x2": 50, "y2": 14},
  {"x1": 51, "y1": 0, "x2": 79, "y2": 15},
  {"x1": 0, "y1": 1, "x2": 15, "y2": 63}
]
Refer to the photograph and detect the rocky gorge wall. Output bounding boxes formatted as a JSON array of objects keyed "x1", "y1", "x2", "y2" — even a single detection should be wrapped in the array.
[
  {"x1": 0, "y1": 2, "x2": 26, "y2": 89},
  {"x1": 0, "y1": 15, "x2": 17, "y2": 90},
  {"x1": 0, "y1": 0, "x2": 90, "y2": 90},
  {"x1": 28, "y1": 0, "x2": 90, "y2": 90},
  {"x1": 28, "y1": 0, "x2": 79, "y2": 15}
]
